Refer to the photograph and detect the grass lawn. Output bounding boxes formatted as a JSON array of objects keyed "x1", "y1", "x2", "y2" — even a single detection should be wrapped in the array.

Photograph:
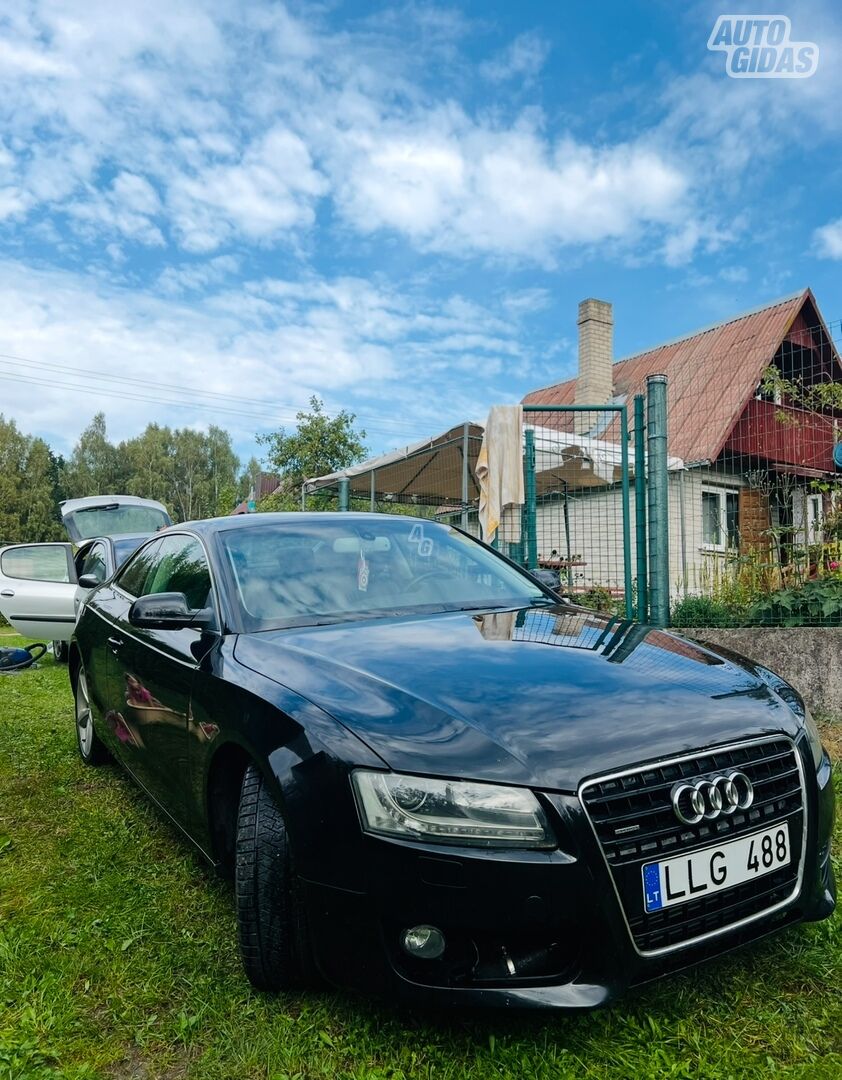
[{"x1": 0, "y1": 631, "x2": 839, "y2": 1079}]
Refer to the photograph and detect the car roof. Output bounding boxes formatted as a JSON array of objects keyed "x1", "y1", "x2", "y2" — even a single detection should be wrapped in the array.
[{"x1": 175, "y1": 512, "x2": 437, "y2": 535}]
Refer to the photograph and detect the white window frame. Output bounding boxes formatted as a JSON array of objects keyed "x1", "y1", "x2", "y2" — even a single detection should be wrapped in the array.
[
  {"x1": 701, "y1": 486, "x2": 740, "y2": 552},
  {"x1": 792, "y1": 491, "x2": 823, "y2": 546}
]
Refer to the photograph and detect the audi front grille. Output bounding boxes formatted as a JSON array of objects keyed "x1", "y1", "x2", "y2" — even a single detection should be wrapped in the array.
[{"x1": 579, "y1": 737, "x2": 806, "y2": 955}]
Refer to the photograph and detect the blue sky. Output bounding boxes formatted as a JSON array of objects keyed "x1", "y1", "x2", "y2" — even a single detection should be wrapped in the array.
[{"x1": 1, "y1": 0, "x2": 841, "y2": 466}]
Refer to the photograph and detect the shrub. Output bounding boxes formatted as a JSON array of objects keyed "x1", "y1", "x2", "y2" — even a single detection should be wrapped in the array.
[
  {"x1": 670, "y1": 595, "x2": 742, "y2": 628},
  {"x1": 577, "y1": 586, "x2": 616, "y2": 613},
  {"x1": 747, "y1": 577, "x2": 842, "y2": 627}
]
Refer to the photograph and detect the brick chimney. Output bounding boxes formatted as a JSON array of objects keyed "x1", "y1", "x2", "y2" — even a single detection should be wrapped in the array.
[{"x1": 574, "y1": 298, "x2": 613, "y2": 435}]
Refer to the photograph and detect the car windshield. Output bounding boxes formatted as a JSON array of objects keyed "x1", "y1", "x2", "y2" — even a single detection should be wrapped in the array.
[{"x1": 220, "y1": 518, "x2": 549, "y2": 629}]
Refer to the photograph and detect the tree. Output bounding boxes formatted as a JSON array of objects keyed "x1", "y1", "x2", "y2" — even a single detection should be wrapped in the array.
[
  {"x1": 0, "y1": 415, "x2": 63, "y2": 543},
  {"x1": 120, "y1": 424, "x2": 173, "y2": 505},
  {"x1": 204, "y1": 425, "x2": 240, "y2": 516},
  {"x1": 61, "y1": 413, "x2": 128, "y2": 498},
  {"x1": 117, "y1": 422, "x2": 240, "y2": 519},
  {"x1": 23, "y1": 438, "x2": 63, "y2": 541},
  {"x1": 257, "y1": 397, "x2": 366, "y2": 505}
]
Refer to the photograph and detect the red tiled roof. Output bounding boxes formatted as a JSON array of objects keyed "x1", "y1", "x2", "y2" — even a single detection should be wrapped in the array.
[{"x1": 523, "y1": 289, "x2": 836, "y2": 464}]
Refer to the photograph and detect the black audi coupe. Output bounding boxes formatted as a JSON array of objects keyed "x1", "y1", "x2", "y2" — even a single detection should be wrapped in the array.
[{"x1": 67, "y1": 513, "x2": 836, "y2": 1009}]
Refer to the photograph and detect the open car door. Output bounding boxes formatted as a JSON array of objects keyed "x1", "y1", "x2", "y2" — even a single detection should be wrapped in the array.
[{"x1": 0, "y1": 543, "x2": 78, "y2": 640}]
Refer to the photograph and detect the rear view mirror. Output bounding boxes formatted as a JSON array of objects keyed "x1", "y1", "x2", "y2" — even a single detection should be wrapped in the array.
[
  {"x1": 129, "y1": 592, "x2": 214, "y2": 630},
  {"x1": 78, "y1": 573, "x2": 103, "y2": 589}
]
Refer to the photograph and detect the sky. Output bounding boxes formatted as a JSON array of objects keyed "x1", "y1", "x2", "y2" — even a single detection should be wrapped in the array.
[{"x1": 1, "y1": 0, "x2": 841, "y2": 467}]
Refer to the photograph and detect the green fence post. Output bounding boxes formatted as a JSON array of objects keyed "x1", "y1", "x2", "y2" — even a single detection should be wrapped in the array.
[
  {"x1": 461, "y1": 422, "x2": 470, "y2": 530},
  {"x1": 619, "y1": 404, "x2": 633, "y2": 621},
  {"x1": 523, "y1": 427, "x2": 538, "y2": 570},
  {"x1": 633, "y1": 394, "x2": 648, "y2": 622},
  {"x1": 646, "y1": 375, "x2": 669, "y2": 627},
  {"x1": 338, "y1": 477, "x2": 350, "y2": 511}
]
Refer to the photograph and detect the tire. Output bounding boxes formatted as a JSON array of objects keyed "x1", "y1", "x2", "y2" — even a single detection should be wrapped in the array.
[
  {"x1": 235, "y1": 764, "x2": 317, "y2": 992},
  {"x1": 53, "y1": 640, "x2": 69, "y2": 664},
  {"x1": 74, "y1": 663, "x2": 110, "y2": 766}
]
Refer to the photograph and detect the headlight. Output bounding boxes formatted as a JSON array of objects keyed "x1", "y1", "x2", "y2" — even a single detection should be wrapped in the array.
[
  {"x1": 776, "y1": 685, "x2": 824, "y2": 771},
  {"x1": 802, "y1": 706, "x2": 825, "y2": 771},
  {"x1": 351, "y1": 770, "x2": 555, "y2": 849}
]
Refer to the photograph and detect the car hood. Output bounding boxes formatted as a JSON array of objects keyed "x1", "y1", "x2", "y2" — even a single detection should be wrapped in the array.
[{"x1": 233, "y1": 604, "x2": 801, "y2": 791}]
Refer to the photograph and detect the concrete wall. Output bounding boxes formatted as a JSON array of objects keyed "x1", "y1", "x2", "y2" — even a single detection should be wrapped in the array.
[{"x1": 684, "y1": 627, "x2": 842, "y2": 716}]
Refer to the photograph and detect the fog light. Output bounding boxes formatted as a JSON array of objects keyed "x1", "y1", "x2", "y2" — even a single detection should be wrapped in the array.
[{"x1": 400, "y1": 924, "x2": 446, "y2": 959}]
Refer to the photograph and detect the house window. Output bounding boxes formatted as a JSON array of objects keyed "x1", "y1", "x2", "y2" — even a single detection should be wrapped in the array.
[
  {"x1": 702, "y1": 488, "x2": 740, "y2": 550},
  {"x1": 792, "y1": 491, "x2": 823, "y2": 546},
  {"x1": 808, "y1": 494, "x2": 823, "y2": 543}
]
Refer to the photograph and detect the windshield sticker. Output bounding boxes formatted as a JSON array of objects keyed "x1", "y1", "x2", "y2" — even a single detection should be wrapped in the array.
[{"x1": 408, "y1": 523, "x2": 433, "y2": 557}]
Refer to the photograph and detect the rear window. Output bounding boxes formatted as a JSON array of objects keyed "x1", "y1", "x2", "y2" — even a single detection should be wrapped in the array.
[{"x1": 65, "y1": 504, "x2": 170, "y2": 540}]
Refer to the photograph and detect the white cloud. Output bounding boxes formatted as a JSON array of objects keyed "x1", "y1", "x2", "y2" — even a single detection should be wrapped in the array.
[
  {"x1": 480, "y1": 31, "x2": 550, "y2": 83},
  {"x1": 0, "y1": 187, "x2": 30, "y2": 221},
  {"x1": 168, "y1": 127, "x2": 327, "y2": 252},
  {"x1": 814, "y1": 217, "x2": 842, "y2": 258},
  {"x1": 69, "y1": 172, "x2": 165, "y2": 246},
  {"x1": 157, "y1": 255, "x2": 241, "y2": 295},
  {"x1": 0, "y1": 39, "x2": 75, "y2": 77},
  {"x1": 330, "y1": 114, "x2": 688, "y2": 262}
]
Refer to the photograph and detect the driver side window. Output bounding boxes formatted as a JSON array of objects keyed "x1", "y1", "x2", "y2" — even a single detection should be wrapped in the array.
[
  {"x1": 142, "y1": 535, "x2": 213, "y2": 611},
  {"x1": 115, "y1": 539, "x2": 165, "y2": 598}
]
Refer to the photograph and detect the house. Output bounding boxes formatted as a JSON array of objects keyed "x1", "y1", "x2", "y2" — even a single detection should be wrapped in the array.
[
  {"x1": 523, "y1": 289, "x2": 842, "y2": 596},
  {"x1": 232, "y1": 471, "x2": 281, "y2": 515}
]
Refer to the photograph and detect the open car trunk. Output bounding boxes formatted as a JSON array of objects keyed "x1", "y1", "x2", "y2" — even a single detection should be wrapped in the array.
[{"x1": 60, "y1": 496, "x2": 171, "y2": 541}]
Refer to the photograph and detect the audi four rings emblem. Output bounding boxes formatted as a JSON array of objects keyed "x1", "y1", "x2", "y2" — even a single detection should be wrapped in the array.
[{"x1": 671, "y1": 771, "x2": 754, "y2": 825}]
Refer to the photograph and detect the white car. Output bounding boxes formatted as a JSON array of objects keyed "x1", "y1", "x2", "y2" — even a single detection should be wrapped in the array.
[{"x1": 0, "y1": 496, "x2": 171, "y2": 653}]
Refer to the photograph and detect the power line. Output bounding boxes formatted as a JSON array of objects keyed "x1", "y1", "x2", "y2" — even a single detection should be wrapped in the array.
[
  {"x1": 0, "y1": 366, "x2": 434, "y2": 443},
  {"x1": 0, "y1": 351, "x2": 429, "y2": 436}
]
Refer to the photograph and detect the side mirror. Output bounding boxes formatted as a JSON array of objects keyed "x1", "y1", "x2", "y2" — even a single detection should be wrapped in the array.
[
  {"x1": 129, "y1": 592, "x2": 215, "y2": 631},
  {"x1": 78, "y1": 573, "x2": 103, "y2": 589}
]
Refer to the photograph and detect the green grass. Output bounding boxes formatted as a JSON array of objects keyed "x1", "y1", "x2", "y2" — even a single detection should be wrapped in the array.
[{"x1": 0, "y1": 632, "x2": 839, "y2": 1080}]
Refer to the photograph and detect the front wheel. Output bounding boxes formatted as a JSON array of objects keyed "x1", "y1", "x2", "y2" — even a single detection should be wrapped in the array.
[
  {"x1": 53, "y1": 640, "x2": 69, "y2": 663},
  {"x1": 235, "y1": 764, "x2": 317, "y2": 991},
  {"x1": 75, "y1": 664, "x2": 110, "y2": 766}
]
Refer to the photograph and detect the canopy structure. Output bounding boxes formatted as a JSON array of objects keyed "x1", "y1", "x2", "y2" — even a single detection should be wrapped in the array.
[{"x1": 303, "y1": 419, "x2": 684, "y2": 508}]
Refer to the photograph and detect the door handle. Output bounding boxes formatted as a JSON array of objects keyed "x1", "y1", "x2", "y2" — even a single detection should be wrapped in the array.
[
  {"x1": 0, "y1": 589, "x2": 14, "y2": 597},
  {"x1": 107, "y1": 636, "x2": 125, "y2": 653}
]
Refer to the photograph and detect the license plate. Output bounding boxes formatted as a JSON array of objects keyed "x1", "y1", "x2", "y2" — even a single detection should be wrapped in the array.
[{"x1": 642, "y1": 822, "x2": 791, "y2": 913}]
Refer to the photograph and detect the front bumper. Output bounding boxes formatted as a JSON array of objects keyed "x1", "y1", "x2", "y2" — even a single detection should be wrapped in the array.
[{"x1": 298, "y1": 740, "x2": 835, "y2": 1009}]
